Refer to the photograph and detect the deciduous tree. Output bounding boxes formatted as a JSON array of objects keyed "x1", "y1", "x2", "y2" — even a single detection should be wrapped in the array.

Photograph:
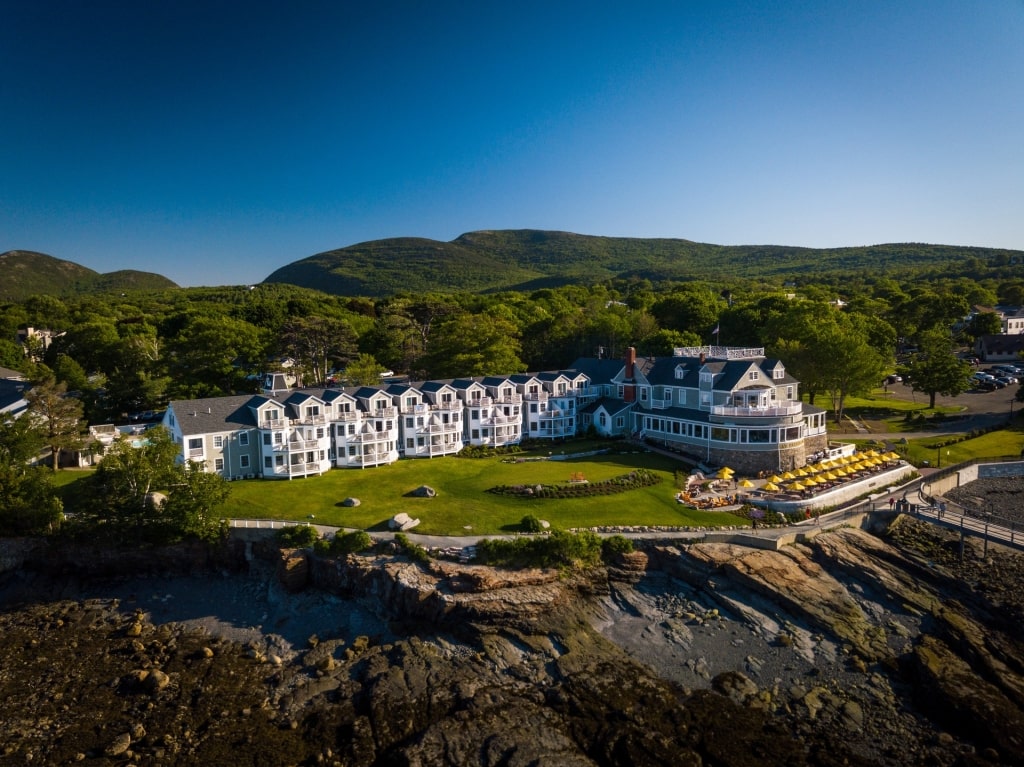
[{"x1": 905, "y1": 328, "x2": 973, "y2": 408}]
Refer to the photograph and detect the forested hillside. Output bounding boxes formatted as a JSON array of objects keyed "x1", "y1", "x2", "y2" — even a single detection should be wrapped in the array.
[
  {"x1": 263, "y1": 229, "x2": 1024, "y2": 297},
  {"x1": 0, "y1": 250, "x2": 178, "y2": 302}
]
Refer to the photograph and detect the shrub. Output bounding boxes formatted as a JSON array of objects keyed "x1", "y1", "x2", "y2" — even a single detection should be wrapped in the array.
[
  {"x1": 275, "y1": 524, "x2": 319, "y2": 548},
  {"x1": 331, "y1": 530, "x2": 373, "y2": 555},
  {"x1": 393, "y1": 532, "x2": 431, "y2": 564},
  {"x1": 601, "y1": 535, "x2": 634, "y2": 562},
  {"x1": 520, "y1": 514, "x2": 544, "y2": 533},
  {"x1": 474, "y1": 530, "x2": 604, "y2": 569}
]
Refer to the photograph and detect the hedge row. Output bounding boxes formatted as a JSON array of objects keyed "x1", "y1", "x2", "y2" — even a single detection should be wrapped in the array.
[{"x1": 487, "y1": 468, "x2": 661, "y2": 500}]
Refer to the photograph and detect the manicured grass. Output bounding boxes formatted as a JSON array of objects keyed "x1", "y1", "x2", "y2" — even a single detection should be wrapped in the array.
[
  {"x1": 218, "y1": 449, "x2": 747, "y2": 535},
  {"x1": 901, "y1": 426, "x2": 1024, "y2": 467},
  {"x1": 820, "y1": 390, "x2": 962, "y2": 435}
]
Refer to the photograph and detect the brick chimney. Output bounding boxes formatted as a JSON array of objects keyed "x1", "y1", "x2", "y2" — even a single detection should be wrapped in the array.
[{"x1": 625, "y1": 346, "x2": 636, "y2": 380}]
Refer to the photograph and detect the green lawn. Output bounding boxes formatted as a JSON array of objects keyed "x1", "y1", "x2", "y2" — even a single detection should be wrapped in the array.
[
  {"x1": 819, "y1": 389, "x2": 962, "y2": 435},
  {"x1": 218, "y1": 449, "x2": 746, "y2": 535}
]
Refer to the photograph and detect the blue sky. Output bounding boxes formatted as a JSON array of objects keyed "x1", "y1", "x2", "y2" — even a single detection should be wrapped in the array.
[{"x1": 3, "y1": 1, "x2": 1023, "y2": 288}]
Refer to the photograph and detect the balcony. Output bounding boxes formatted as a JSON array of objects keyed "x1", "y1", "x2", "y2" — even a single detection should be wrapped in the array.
[
  {"x1": 351, "y1": 434, "x2": 390, "y2": 445},
  {"x1": 261, "y1": 418, "x2": 286, "y2": 430},
  {"x1": 710, "y1": 403, "x2": 803, "y2": 418},
  {"x1": 296, "y1": 413, "x2": 328, "y2": 425},
  {"x1": 334, "y1": 410, "x2": 360, "y2": 422},
  {"x1": 288, "y1": 461, "x2": 322, "y2": 475}
]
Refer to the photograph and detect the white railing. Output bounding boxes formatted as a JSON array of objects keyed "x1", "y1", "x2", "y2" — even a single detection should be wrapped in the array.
[
  {"x1": 674, "y1": 345, "x2": 765, "y2": 360},
  {"x1": 711, "y1": 403, "x2": 803, "y2": 417},
  {"x1": 261, "y1": 419, "x2": 287, "y2": 430}
]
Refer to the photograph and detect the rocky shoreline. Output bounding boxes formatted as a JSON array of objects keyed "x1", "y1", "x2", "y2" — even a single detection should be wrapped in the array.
[{"x1": 1, "y1": 516, "x2": 1023, "y2": 766}]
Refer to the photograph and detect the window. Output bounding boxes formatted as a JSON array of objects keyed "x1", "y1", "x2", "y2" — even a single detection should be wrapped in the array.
[
  {"x1": 188, "y1": 437, "x2": 202, "y2": 451},
  {"x1": 616, "y1": 416, "x2": 625, "y2": 428},
  {"x1": 240, "y1": 455, "x2": 250, "y2": 468},
  {"x1": 348, "y1": 446, "x2": 357, "y2": 456},
  {"x1": 471, "y1": 409, "x2": 479, "y2": 420},
  {"x1": 406, "y1": 417, "x2": 414, "y2": 428},
  {"x1": 263, "y1": 456, "x2": 272, "y2": 469},
  {"x1": 213, "y1": 436, "x2": 223, "y2": 448},
  {"x1": 471, "y1": 429, "x2": 479, "y2": 440},
  {"x1": 276, "y1": 455, "x2": 284, "y2": 465},
  {"x1": 263, "y1": 433, "x2": 271, "y2": 445},
  {"x1": 215, "y1": 458, "x2": 224, "y2": 471},
  {"x1": 239, "y1": 432, "x2": 249, "y2": 446},
  {"x1": 274, "y1": 432, "x2": 283, "y2": 444},
  {"x1": 711, "y1": 427, "x2": 730, "y2": 442},
  {"x1": 316, "y1": 427, "x2": 324, "y2": 439},
  {"x1": 405, "y1": 396, "x2": 417, "y2": 407},
  {"x1": 407, "y1": 438, "x2": 415, "y2": 449},
  {"x1": 599, "y1": 413, "x2": 607, "y2": 427},
  {"x1": 749, "y1": 371, "x2": 759, "y2": 381},
  {"x1": 787, "y1": 386, "x2": 794, "y2": 399},
  {"x1": 773, "y1": 368, "x2": 785, "y2": 380}
]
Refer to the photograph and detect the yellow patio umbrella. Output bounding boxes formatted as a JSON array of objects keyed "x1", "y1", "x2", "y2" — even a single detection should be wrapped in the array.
[
  {"x1": 885, "y1": 451, "x2": 901, "y2": 461},
  {"x1": 823, "y1": 471, "x2": 838, "y2": 480},
  {"x1": 802, "y1": 476, "x2": 819, "y2": 486},
  {"x1": 782, "y1": 471, "x2": 796, "y2": 480},
  {"x1": 850, "y1": 462, "x2": 867, "y2": 472},
  {"x1": 716, "y1": 467, "x2": 734, "y2": 479},
  {"x1": 738, "y1": 478, "x2": 755, "y2": 488},
  {"x1": 795, "y1": 467, "x2": 809, "y2": 477},
  {"x1": 866, "y1": 449, "x2": 880, "y2": 458},
  {"x1": 768, "y1": 474, "x2": 783, "y2": 484},
  {"x1": 762, "y1": 482, "x2": 780, "y2": 492},
  {"x1": 833, "y1": 467, "x2": 849, "y2": 477},
  {"x1": 789, "y1": 481, "x2": 806, "y2": 491}
]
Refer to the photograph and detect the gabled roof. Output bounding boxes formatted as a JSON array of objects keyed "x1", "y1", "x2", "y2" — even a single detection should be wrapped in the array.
[
  {"x1": 566, "y1": 357, "x2": 623, "y2": 385},
  {"x1": 384, "y1": 382, "x2": 421, "y2": 397},
  {"x1": 449, "y1": 378, "x2": 486, "y2": 392},
  {"x1": 580, "y1": 397, "x2": 632, "y2": 416},
  {"x1": 480, "y1": 375, "x2": 514, "y2": 388},
  {"x1": 168, "y1": 395, "x2": 262, "y2": 436}
]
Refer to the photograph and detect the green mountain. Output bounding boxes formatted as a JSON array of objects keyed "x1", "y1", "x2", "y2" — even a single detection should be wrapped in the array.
[
  {"x1": 0, "y1": 250, "x2": 178, "y2": 301},
  {"x1": 263, "y1": 230, "x2": 1023, "y2": 297}
]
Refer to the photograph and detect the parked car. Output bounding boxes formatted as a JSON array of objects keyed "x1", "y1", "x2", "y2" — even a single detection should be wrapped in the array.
[
  {"x1": 884, "y1": 374, "x2": 902, "y2": 384},
  {"x1": 997, "y1": 376, "x2": 1018, "y2": 386}
]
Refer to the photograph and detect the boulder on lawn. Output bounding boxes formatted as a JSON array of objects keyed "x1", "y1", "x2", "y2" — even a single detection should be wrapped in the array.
[
  {"x1": 410, "y1": 485, "x2": 437, "y2": 498},
  {"x1": 341, "y1": 497, "x2": 361, "y2": 507},
  {"x1": 389, "y1": 512, "x2": 421, "y2": 531}
]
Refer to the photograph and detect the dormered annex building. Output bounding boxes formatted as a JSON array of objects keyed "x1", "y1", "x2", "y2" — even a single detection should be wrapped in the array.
[{"x1": 162, "y1": 346, "x2": 828, "y2": 479}]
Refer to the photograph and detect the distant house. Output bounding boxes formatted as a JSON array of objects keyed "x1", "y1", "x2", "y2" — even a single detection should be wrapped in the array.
[{"x1": 974, "y1": 334, "x2": 1024, "y2": 362}]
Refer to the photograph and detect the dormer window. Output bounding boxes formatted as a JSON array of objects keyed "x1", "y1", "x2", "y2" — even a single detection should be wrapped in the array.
[
  {"x1": 773, "y1": 367, "x2": 785, "y2": 380},
  {"x1": 700, "y1": 371, "x2": 714, "y2": 384},
  {"x1": 675, "y1": 365, "x2": 686, "y2": 380},
  {"x1": 748, "y1": 371, "x2": 759, "y2": 381}
]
